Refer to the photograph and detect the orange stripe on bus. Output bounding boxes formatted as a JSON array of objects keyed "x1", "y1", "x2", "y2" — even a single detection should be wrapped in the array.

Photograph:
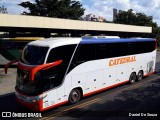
[
  {"x1": 144, "y1": 71, "x2": 155, "y2": 77},
  {"x1": 30, "y1": 60, "x2": 62, "y2": 81}
]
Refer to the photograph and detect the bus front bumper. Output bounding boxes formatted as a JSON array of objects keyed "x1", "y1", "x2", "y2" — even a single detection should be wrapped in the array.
[{"x1": 15, "y1": 90, "x2": 43, "y2": 112}]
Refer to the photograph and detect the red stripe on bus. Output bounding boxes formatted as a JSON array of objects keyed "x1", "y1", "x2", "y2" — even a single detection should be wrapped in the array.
[
  {"x1": 144, "y1": 71, "x2": 155, "y2": 77},
  {"x1": 18, "y1": 62, "x2": 34, "y2": 71},
  {"x1": 83, "y1": 80, "x2": 129, "y2": 97}
]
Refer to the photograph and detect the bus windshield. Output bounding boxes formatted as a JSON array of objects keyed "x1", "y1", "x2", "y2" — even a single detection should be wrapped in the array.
[
  {"x1": 16, "y1": 66, "x2": 63, "y2": 95},
  {"x1": 20, "y1": 45, "x2": 49, "y2": 65}
]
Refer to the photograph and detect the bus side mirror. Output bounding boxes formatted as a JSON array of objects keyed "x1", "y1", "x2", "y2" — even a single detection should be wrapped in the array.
[{"x1": 4, "y1": 60, "x2": 18, "y2": 74}]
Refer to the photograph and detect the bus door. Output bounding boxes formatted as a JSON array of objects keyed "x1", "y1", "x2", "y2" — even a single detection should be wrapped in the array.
[
  {"x1": 40, "y1": 64, "x2": 66, "y2": 108},
  {"x1": 44, "y1": 45, "x2": 76, "y2": 106},
  {"x1": 57, "y1": 84, "x2": 65, "y2": 103},
  {"x1": 43, "y1": 89, "x2": 57, "y2": 109}
]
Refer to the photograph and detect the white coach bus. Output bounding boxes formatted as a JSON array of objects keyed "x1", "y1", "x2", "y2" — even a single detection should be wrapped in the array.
[{"x1": 7, "y1": 37, "x2": 156, "y2": 111}]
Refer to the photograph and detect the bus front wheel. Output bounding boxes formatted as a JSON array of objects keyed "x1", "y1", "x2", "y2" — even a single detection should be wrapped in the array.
[
  {"x1": 129, "y1": 72, "x2": 136, "y2": 84},
  {"x1": 68, "y1": 89, "x2": 81, "y2": 104}
]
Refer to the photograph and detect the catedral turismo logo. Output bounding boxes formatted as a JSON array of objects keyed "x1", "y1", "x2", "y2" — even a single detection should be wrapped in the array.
[
  {"x1": 2, "y1": 112, "x2": 42, "y2": 118},
  {"x1": 109, "y1": 56, "x2": 136, "y2": 66}
]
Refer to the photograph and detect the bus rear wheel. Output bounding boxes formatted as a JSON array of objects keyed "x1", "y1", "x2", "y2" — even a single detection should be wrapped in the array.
[
  {"x1": 68, "y1": 89, "x2": 81, "y2": 104},
  {"x1": 129, "y1": 72, "x2": 136, "y2": 84},
  {"x1": 137, "y1": 70, "x2": 143, "y2": 81}
]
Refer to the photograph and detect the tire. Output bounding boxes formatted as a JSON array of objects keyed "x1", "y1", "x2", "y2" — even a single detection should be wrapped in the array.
[
  {"x1": 137, "y1": 71, "x2": 143, "y2": 81},
  {"x1": 129, "y1": 72, "x2": 136, "y2": 84},
  {"x1": 68, "y1": 89, "x2": 81, "y2": 104}
]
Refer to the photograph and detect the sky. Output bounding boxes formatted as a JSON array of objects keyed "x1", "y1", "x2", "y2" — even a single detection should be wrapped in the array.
[{"x1": 1, "y1": 0, "x2": 160, "y2": 25}]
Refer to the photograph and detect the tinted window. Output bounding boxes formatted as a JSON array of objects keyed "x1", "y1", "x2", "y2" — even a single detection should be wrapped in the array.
[
  {"x1": 111, "y1": 43, "x2": 128, "y2": 57},
  {"x1": 40, "y1": 65, "x2": 66, "y2": 91},
  {"x1": 96, "y1": 43, "x2": 112, "y2": 59},
  {"x1": 75, "y1": 44, "x2": 95, "y2": 63},
  {"x1": 110, "y1": 41, "x2": 155, "y2": 57},
  {"x1": 47, "y1": 45, "x2": 76, "y2": 64},
  {"x1": 20, "y1": 45, "x2": 49, "y2": 65},
  {"x1": 68, "y1": 41, "x2": 155, "y2": 73},
  {"x1": 68, "y1": 44, "x2": 95, "y2": 73},
  {"x1": 127, "y1": 41, "x2": 155, "y2": 55}
]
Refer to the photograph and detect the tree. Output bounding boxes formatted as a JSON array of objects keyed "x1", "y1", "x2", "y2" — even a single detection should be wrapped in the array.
[
  {"x1": 114, "y1": 9, "x2": 159, "y2": 38},
  {"x1": 114, "y1": 9, "x2": 137, "y2": 25},
  {"x1": 114, "y1": 9, "x2": 154, "y2": 26},
  {"x1": 0, "y1": 5, "x2": 8, "y2": 14},
  {"x1": 19, "y1": 0, "x2": 85, "y2": 20}
]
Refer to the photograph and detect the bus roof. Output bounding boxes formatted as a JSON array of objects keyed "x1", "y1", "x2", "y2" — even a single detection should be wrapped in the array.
[
  {"x1": 81, "y1": 38, "x2": 155, "y2": 44},
  {"x1": 28, "y1": 37, "x2": 81, "y2": 48},
  {"x1": 27, "y1": 37, "x2": 155, "y2": 48}
]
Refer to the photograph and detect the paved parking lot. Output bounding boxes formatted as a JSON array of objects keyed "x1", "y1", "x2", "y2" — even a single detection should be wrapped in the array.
[{"x1": 0, "y1": 68, "x2": 16, "y2": 95}]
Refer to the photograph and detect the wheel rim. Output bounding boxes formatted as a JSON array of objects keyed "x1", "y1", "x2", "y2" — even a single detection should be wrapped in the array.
[
  {"x1": 130, "y1": 73, "x2": 136, "y2": 83},
  {"x1": 138, "y1": 71, "x2": 143, "y2": 80},
  {"x1": 71, "y1": 91, "x2": 79, "y2": 102}
]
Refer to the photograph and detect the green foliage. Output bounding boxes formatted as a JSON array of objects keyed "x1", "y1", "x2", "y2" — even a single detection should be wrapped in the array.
[
  {"x1": 114, "y1": 9, "x2": 160, "y2": 38},
  {"x1": 114, "y1": 9, "x2": 154, "y2": 26},
  {"x1": 114, "y1": 9, "x2": 136, "y2": 25},
  {"x1": 0, "y1": 5, "x2": 8, "y2": 14},
  {"x1": 19, "y1": 0, "x2": 85, "y2": 20}
]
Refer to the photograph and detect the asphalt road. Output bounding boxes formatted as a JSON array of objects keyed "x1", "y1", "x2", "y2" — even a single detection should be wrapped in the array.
[{"x1": 0, "y1": 53, "x2": 160, "y2": 120}]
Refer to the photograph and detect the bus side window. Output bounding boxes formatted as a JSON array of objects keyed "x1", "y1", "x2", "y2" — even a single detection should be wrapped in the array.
[
  {"x1": 127, "y1": 42, "x2": 135, "y2": 55},
  {"x1": 96, "y1": 43, "x2": 111, "y2": 59},
  {"x1": 42, "y1": 78, "x2": 58, "y2": 91},
  {"x1": 47, "y1": 45, "x2": 76, "y2": 64},
  {"x1": 110, "y1": 43, "x2": 128, "y2": 57},
  {"x1": 42, "y1": 78, "x2": 51, "y2": 91},
  {"x1": 43, "y1": 45, "x2": 76, "y2": 90},
  {"x1": 75, "y1": 44, "x2": 95, "y2": 64},
  {"x1": 128, "y1": 41, "x2": 155, "y2": 55},
  {"x1": 140, "y1": 41, "x2": 155, "y2": 53}
]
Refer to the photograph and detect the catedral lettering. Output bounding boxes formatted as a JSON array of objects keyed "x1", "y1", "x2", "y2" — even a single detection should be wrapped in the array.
[
  {"x1": 109, "y1": 56, "x2": 136, "y2": 66},
  {"x1": 4, "y1": 37, "x2": 157, "y2": 111}
]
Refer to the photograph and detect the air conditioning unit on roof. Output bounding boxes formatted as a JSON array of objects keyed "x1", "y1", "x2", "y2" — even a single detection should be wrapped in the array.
[
  {"x1": 82, "y1": 36, "x2": 120, "y2": 39},
  {"x1": 92, "y1": 36, "x2": 120, "y2": 38}
]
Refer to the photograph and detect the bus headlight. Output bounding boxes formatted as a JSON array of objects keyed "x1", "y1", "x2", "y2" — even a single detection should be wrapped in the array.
[{"x1": 30, "y1": 94, "x2": 47, "y2": 103}]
